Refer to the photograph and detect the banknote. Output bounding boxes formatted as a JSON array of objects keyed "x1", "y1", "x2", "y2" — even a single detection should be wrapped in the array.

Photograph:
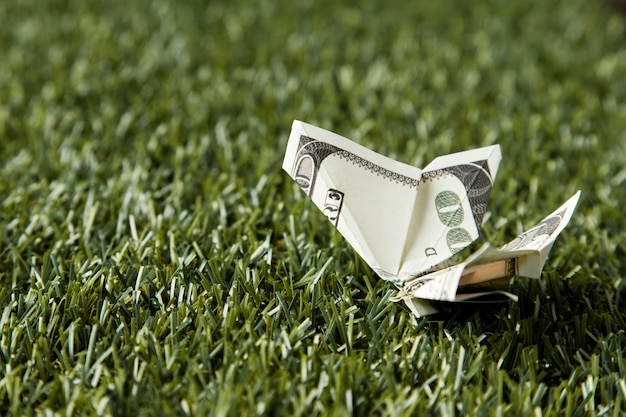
[
  {"x1": 282, "y1": 120, "x2": 580, "y2": 318},
  {"x1": 282, "y1": 120, "x2": 501, "y2": 283}
]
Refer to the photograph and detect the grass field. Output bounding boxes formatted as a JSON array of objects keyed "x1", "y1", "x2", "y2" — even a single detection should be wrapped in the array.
[{"x1": 1, "y1": 0, "x2": 626, "y2": 415}]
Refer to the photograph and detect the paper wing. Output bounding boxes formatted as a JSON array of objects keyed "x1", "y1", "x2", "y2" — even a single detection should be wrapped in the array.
[
  {"x1": 392, "y1": 145, "x2": 502, "y2": 280},
  {"x1": 470, "y1": 190, "x2": 581, "y2": 278},
  {"x1": 282, "y1": 121, "x2": 423, "y2": 277}
]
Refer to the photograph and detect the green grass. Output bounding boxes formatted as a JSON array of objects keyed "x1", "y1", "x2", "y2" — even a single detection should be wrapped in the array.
[{"x1": 1, "y1": 0, "x2": 626, "y2": 415}]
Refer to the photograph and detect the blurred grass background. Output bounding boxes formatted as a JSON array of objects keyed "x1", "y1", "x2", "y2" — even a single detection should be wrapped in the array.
[{"x1": 1, "y1": 0, "x2": 626, "y2": 415}]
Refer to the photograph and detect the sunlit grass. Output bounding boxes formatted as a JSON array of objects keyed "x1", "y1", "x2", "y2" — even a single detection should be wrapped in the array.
[{"x1": 1, "y1": 0, "x2": 625, "y2": 415}]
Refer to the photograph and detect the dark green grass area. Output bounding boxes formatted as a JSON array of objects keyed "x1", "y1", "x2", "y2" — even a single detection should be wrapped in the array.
[{"x1": 1, "y1": 0, "x2": 626, "y2": 415}]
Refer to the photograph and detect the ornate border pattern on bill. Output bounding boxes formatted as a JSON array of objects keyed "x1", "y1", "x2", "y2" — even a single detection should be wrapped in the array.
[{"x1": 291, "y1": 135, "x2": 420, "y2": 197}]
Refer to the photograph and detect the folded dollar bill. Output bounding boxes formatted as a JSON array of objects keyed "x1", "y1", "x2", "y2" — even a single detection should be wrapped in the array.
[{"x1": 282, "y1": 120, "x2": 580, "y2": 317}]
